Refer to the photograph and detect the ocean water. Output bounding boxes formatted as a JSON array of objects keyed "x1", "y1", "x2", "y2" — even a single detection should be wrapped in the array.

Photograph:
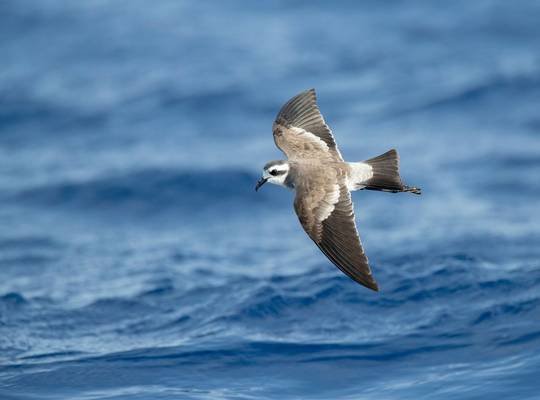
[{"x1": 1, "y1": 1, "x2": 540, "y2": 398}]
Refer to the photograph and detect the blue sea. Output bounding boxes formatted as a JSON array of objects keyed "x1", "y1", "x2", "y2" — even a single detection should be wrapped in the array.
[{"x1": 1, "y1": 1, "x2": 540, "y2": 399}]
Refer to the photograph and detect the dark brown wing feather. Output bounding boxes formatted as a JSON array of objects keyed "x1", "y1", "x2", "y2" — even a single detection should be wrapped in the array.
[
  {"x1": 273, "y1": 89, "x2": 343, "y2": 161},
  {"x1": 294, "y1": 184, "x2": 379, "y2": 291}
]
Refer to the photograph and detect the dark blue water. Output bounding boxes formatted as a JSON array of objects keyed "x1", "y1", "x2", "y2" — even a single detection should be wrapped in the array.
[{"x1": 2, "y1": 1, "x2": 540, "y2": 398}]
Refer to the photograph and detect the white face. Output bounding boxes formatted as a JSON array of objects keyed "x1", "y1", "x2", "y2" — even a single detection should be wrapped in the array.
[{"x1": 263, "y1": 163, "x2": 289, "y2": 186}]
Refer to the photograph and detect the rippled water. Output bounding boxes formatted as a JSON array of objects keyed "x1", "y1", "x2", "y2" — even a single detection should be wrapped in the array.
[{"x1": 1, "y1": 1, "x2": 540, "y2": 399}]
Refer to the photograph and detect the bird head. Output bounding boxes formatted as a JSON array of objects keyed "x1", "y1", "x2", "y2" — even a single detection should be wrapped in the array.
[{"x1": 255, "y1": 160, "x2": 290, "y2": 191}]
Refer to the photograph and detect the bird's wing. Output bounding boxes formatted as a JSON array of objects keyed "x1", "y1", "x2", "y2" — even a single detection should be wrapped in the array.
[
  {"x1": 294, "y1": 180, "x2": 379, "y2": 291},
  {"x1": 273, "y1": 89, "x2": 343, "y2": 161}
]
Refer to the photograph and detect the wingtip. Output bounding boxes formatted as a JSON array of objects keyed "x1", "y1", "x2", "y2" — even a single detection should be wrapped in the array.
[
  {"x1": 296, "y1": 88, "x2": 316, "y2": 98},
  {"x1": 356, "y1": 276, "x2": 379, "y2": 291},
  {"x1": 404, "y1": 186, "x2": 422, "y2": 195},
  {"x1": 367, "y1": 280, "x2": 380, "y2": 292}
]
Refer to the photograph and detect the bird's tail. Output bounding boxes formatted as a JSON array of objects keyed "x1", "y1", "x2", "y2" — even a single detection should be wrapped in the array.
[{"x1": 362, "y1": 149, "x2": 421, "y2": 194}]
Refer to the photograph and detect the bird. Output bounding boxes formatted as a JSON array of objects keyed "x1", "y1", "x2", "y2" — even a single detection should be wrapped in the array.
[{"x1": 255, "y1": 89, "x2": 421, "y2": 291}]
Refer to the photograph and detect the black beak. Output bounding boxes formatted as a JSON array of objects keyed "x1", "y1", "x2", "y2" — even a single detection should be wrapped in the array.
[{"x1": 255, "y1": 177, "x2": 268, "y2": 192}]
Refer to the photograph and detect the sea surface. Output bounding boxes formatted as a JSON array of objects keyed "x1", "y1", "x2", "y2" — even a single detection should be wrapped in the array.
[{"x1": 1, "y1": 1, "x2": 540, "y2": 399}]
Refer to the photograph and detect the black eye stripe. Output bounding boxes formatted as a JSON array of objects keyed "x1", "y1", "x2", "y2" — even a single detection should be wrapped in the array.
[{"x1": 268, "y1": 168, "x2": 286, "y2": 176}]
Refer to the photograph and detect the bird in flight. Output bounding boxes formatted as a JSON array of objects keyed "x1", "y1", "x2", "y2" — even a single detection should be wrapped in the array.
[{"x1": 255, "y1": 89, "x2": 420, "y2": 291}]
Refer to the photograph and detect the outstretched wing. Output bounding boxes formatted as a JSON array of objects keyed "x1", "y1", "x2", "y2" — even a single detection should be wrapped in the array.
[
  {"x1": 294, "y1": 182, "x2": 379, "y2": 291},
  {"x1": 273, "y1": 89, "x2": 343, "y2": 161}
]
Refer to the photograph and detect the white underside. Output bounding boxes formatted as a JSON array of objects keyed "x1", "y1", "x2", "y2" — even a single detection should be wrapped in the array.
[{"x1": 347, "y1": 162, "x2": 373, "y2": 191}]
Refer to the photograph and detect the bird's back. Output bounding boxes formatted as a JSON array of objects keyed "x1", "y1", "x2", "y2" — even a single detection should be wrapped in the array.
[{"x1": 288, "y1": 159, "x2": 351, "y2": 190}]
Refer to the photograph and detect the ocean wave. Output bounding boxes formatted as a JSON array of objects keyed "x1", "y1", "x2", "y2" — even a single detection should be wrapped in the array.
[
  {"x1": 0, "y1": 236, "x2": 60, "y2": 251},
  {"x1": 0, "y1": 90, "x2": 109, "y2": 138},
  {"x1": 2, "y1": 255, "x2": 539, "y2": 398},
  {"x1": 2, "y1": 253, "x2": 538, "y2": 341},
  {"x1": 0, "y1": 292, "x2": 28, "y2": 307},
  {"x1": 388, "y1": 71, "x2": 540, "y2": 117},
  {"x1": 11, "y1": 168, "x2": 281, "y2": 216}
]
